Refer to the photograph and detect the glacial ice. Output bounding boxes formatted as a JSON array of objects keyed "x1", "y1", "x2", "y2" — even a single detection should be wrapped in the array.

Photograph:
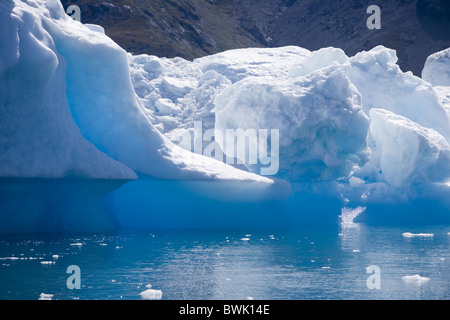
[
  {"x1": 402, "y1": 275, "x2": 430, "y2": 285},
  {"x1": 422, "y1": 47, "x2": 450, "y2": 87},
  {"x1": 0, "y1": 0, "x2": 287, "y2": 233},
  {"x1": 0, "y1": 0, "x2": 135, "y2": 180},
  {"x1": 369, "y1": 108, "x2": 450, "y2": 188},
  {"x1": 38, "y1": 293, "x2": 54, "y2": 300},
  {"x1": 1, "y1": 0, "x2": 450, "y2": 232},
  {"x1": 214, "y1": 66, "x2": 371, "y2": 181},
  {"x1": 402, "y1": 232, "x2": 434, "y2": 238},
  {"x1": 139, "y1": 288, "x2": 163, "y2": 300}
]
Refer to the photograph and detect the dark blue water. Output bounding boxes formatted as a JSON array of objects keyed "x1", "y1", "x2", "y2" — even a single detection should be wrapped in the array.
[{"x1": 0, "y1": 222, "x2": 449, "y2": 300}]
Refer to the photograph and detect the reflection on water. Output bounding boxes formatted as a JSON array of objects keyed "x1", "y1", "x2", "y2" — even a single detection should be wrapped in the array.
[{"x1": 0, "y1": 223, "x2": 449, "y2": 300}]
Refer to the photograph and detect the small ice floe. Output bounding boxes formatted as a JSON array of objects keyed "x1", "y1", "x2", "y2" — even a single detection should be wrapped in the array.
[
  {"x1": 139, "y1": 289, "x2": 162, "y2": 300},
  {"x1": 352, "y1": 249, "x2": 360, "y2": 253},
  {"x1": 70, "y1": 242, "x2": 83, "y2": 246},
  {"x1": 52, "y1": 255, "x2": 59, "y2": 259},
  {"x1": 240, "y1": 238, "x2": 250, "y2": 241},
  {"x1": 0, "y1": 257, "x2": 19, "y2": 260},
  {"x1": 40, "y1": 261, "x2": 55, "y2": 265},
  {"x1": 145, "y1": 284, "x2": 153, "y2": 289},
  {"x1": 402, "y1": 232, "x2": 434, "y2": 238},
  {"x1": 402, "y1": 275, "x2": 430, "y2": 285},
  {"x1": 38, "y1": 293, "x2": 54, "y2": 300}
]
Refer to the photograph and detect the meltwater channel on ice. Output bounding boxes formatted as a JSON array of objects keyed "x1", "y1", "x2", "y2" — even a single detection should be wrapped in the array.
[{"x1": 1, "y1": 1, "x2": 450, "y2": 235}]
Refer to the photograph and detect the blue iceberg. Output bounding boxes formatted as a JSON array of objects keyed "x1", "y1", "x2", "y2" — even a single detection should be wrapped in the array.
[{"x1": 1, "y1": 0, "x2": 449, "y2": 233}]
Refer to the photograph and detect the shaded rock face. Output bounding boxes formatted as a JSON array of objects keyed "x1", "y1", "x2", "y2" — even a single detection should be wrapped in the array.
[{"x1": 60, "y1": 0, "x2": 449, "y2": 75}]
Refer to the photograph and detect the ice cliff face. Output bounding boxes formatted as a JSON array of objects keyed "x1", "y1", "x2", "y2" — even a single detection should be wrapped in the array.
[{"x1": 0, "y1": 0, "x2": 135, "y2": 179}]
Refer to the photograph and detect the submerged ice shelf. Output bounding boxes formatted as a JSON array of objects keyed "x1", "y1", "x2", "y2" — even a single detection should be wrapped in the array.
[{"x1": 1, "y1": 0, "x2": 450, "y2": 233}]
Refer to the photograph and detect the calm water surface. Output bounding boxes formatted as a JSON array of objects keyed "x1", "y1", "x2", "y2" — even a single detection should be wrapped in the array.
[{"x1": 0, "y1": 222, "x2": 449, "y2": 300}]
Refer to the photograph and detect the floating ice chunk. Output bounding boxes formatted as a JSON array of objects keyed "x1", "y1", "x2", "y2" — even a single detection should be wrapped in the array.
[
  {"x1": 402, "y1": 275, "x2": 430, "y2": 284},
  {"x1": 38, "y1": 293, "x2": 54, "y2": 300},
  {"x1": 402, "y1": 232, "x2": 434, "y2": 238},
  {"x1": 70, "y1": 243, "x2": 83, "y2": 246},
  {"x1": 240, "y1": 238, "x2": 250, "y2": 241},
  {"x1": 139, "y1": 289, "x2": 163, "y2": 300},
  {"x1": 422, "y1": 47, "x2": 450, "y2": 87},
  {"x1": 40, "y1": 261, "x2": 55, "y2": 265}
]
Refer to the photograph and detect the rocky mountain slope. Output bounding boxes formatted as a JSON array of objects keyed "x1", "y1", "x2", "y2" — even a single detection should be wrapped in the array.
[{"x1": 60, "y1": 0, "x2": 450, "y2": 75}]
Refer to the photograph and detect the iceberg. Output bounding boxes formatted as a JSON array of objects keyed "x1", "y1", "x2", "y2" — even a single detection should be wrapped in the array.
[
  {"x1": 1, "y1": 0, "x2": 450, "y2": 232},
  {"x1": 0, "y1": 0, "x2": 289, "y2": 233}
]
